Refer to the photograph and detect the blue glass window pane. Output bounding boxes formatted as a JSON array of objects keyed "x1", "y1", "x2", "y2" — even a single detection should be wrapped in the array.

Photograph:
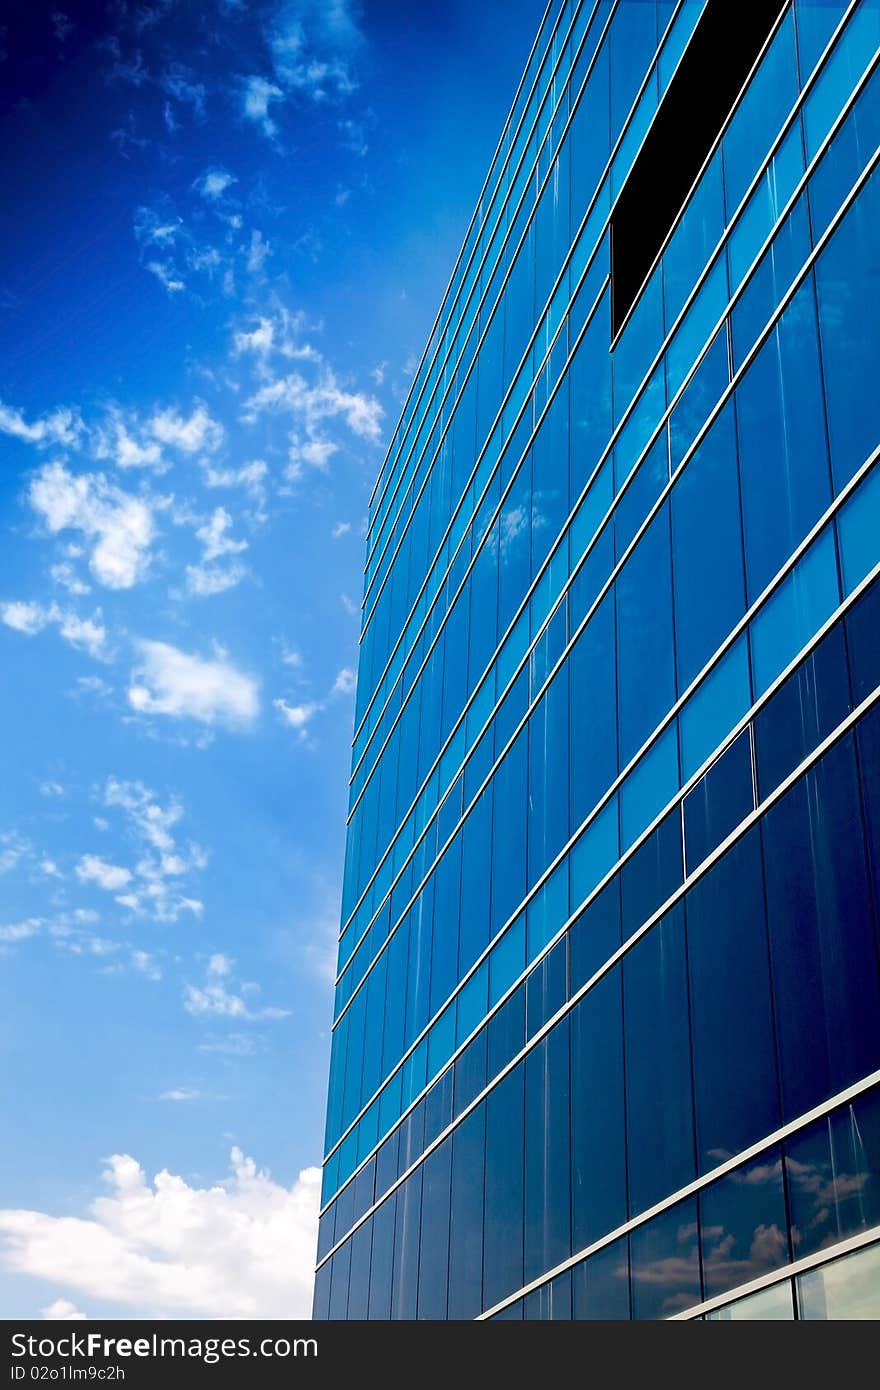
[
  {"x1": 794, "y1": 1, "x2": 849, "y2": 87},
  {"x1": 312, "y1": 1260, "x2": 331, "y2": 1321},
  {"x1": 487, "y1": 983, "x2": 525, "y2": 1082},
  {"x1": 808, "y1": 62, "x2": 880, "y2": 243},
  {"x1": 328, "y1": 1238, "x2": 352, "y2": 1319},
  {"x1": 686, "y1": 829, "x2": 780, "y2": 1173},
  {"x1": 614, "y1": 431, "x2": 668, "y2": 562},
  {"x1": 572, "y1": 1237, "x2": 631, "y2": 1320},
  {"x1": 459, "y1": 790, "x2": 492, "y2": 977},
  {"x1": 679, "y1": 634, "x2": 752, "y2": 782},
  {"x1": 727, "y1": 116, "x2": 805, "y2": 295},
  {"x1": 750, "y1": 527, "x2": 841, "y2": 698},
  {"x1": 672, "y1": 401, "x2": 746, "y2": 692},
  {"x1": 856, "y1": 703, "x2": 880, "y2": 950},
  {"x1": 490, "y1": 734, "x2": 528, "y2": 936},
  {"x1": 815, "y1": 165, "x2": 880, "y2": 494},
  {"x1": 375, "y1": 1127, "x2": 399, "y2": 1204},
  {"x1": 616, "y1": 503, "x2": 676, "y2": 767},
  {"x1": 423, "y1": 1066, "x2": 453, "y2": 1148},
  {"x1": 524, "y1": 1020, "x2": 571, "y2": 1283},
  {"x1": 570, "y1": 876, "x2": 621, "y2": 993},
  {"x1": 846, "y1": 575, "x2": 880, "y2": 704},
  {"x1": 619, "y1": 721, "x2": 679, "y2": 853},
  {"x1": 524, "y1": 1270, "x2": 572, "y2": 1321},
  {"x1": 347, "y1": 1220, "x2": 372, "y2": 1319},
  {"x1": 754, "y1": 620, "x2": 852, "y2": 800},
  {"x1": 723, "y1": 8, "x2": 798, "y2": 215},
  {"x1": 683, "y1": 729, "x2": 755, "y2": 873},
  {"x1": 448, "y1": 1107, "x2": 485, "y2": 1320},
  {"x1": 527, "y1": 676, "x2": 570, "y2": 890},
  {"x1": 569, "y1": 592, "x2": 618, "y2": 827},
  {"x1": 630, "y1": 1197, "x2": 700, "y2": 1320},
  {"x1": 454, "y1": 1026, "x2": 487, "y2": 1116},
  {"x1": 624, "y1": 904, "x2": 695, "y2": 1215},
  {"x1": 666, "y1": 250, "x2": 729, "y2": 401},
  {"x1": 837, "y1": 462, "x2": 880, "y2": 596},
  {"x1": 570, "y1": 796, "x2": 620, "y2": 908},
  {"x1": 669, "y1": 326, "x2": 729, "y2": 472},
  {"x1": 391, "y1": 1168, "x2": 422, "y2": 1320},
  {"x1": 620, "y1": 806, "x2": 683, "y2": 941},
  {"x1": 489, "y1": 913, "x2": 526, "y2": 1008},
  {"x1": 613, "y1": 263, "x2": 664, "y2": 420},
  {"x1": 762, "y1": 733, "x2": 880, "y2": 1123},
  {"x1": 367, "y1": 1196, "x2": 396, "y2": 1320},
  {"x1": 784, "y1": 1088, "x2": 880, "y2": 1260},
  {"x1": 700, "y1": 1149, "x2": 788, "y2": 1300},
  {"x1": 483, "y1": 1063, "x2": 525, "y2": 1309},
  {"x1": 663, "y1": 150, "x2": 726, "y2": 331},
  {"x1": 736, "y1": 277, "x2": 831, "y2": 606},
  {"x1": 570, "y1": 972, "x2": 627, "y2": 1251},
  {"x1": 802, "y1": 0, "x2": 880, "y2": 162},
  {"x1": 526, "y1": 935, "x2": 567, "y2": 1039},
  {"x1": 731, "y1": 195, "x2": 812, "y2": 372},
  {"x1": 570, "y1": 289, "x2": 613, "y2": 493},
  {"x1": 417, "y1": 1143, "x2": 451, "y2": 1319}
]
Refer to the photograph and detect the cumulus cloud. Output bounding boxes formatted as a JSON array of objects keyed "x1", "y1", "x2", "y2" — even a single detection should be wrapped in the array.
[
  {"x1": 28, "y1": 462, "x2": 154, "y2": 590},
  {"x1": 146, "y1": 261, "x2": 186, "y2": 294},
  {"x1": 183, "y1": 954, "x2": 289, "y2": 1021},
  {"x1": 0, "y1": 1148, "x2": 319, "y2": 1318},
  {"x1": 128, "y1": 640, "x2": 259, "y2": 727},
  {"x1": 0, "y1": 400, "x2": 83, "y2": 450}
]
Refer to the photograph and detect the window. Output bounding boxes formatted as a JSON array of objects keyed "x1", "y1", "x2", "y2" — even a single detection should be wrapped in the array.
[{"x1": 611, "y1": 0, "x2": 785, "y2": 336}]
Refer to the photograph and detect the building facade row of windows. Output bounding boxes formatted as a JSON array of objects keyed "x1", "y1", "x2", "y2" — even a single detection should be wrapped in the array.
[{"x1": 315, "y1": 699, "x2": 880, "y2": 1314}]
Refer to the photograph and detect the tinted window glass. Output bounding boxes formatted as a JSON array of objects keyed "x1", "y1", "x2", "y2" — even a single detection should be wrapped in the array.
[
  {"x1": 624, "y1": 904, "x2": 696, "y2": 1215},
  {"x1": 700, "y1": 1149, "x2": 788, "y2": 1300},
  {"x1": 572, "y1": 1236, "x2": 631, "y2": 1320},
  {"x1": 524, "y1": 1022, "x2": 572, "y2": 1284},
  {"x1": 762, "y1": 735, "x2": 880, "y2": 1122},
  {"x1": 785, "y1": 1088, "x2": 880, "y2": 1260},
  {"x1": 570, "y1": 973, "x2": 627, "y2": 1251},
  {"x1": 754, "y1": 621, "x2": 853, "y2": 800},
  {"x1": 630, "y1": 1197, "x2": 701, "y2": 1320},
  {"x1": 483, "y1": 1063, "x2": 525, "y2": 1309},
  {"x1": 687, "y1": 829, "x2": 780, "y2": 1172},
  {"x1": 683, "y1": 729, "x2": 755, "y2": 873}
]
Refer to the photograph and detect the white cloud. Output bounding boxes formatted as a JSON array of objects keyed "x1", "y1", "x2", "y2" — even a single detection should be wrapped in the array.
[
  {"x1": 332, "y1": 667, "x2": 355, "y2": 696},
  {"x1": 0, "y1": 833, "x2": 30, "y2": 875},
  {"x1": 195, "y1": 508, "x2": 248, "y2": 563},
  {"x1": 100, "y1": 777, "x2": 207, "y2": 925},
  {"x1": 41, "y1": 1299, "x2": 87, "y2": 1321},
  {"x1": 273, "y1": 697, "x2": 318, "y2": 738},
  {"x1": 330, "y1": 520, "x2": 351, "y2": 539},
  {"x1": 246, "y1": 229, "x2": 271, "y2": 274},
  {"x1": 28, "y1": 461, "x2": 154, "y2": 590},
  {"x1": 76, "y1": 855, "x2": 132, "y2": 892},
  {"x1": 149, "y1": 404, "x2": 223, "y2": 455},
  {"x1": 50, "y1": 562, "x2": 90, "y2": 595},
  {"x1": 184, "y1": 564, "x2": 246, "y2": 598},
  {"x1": 241, "y1": 75, "x2": 284, "y2": 137},
  {"x1": 183, "y1": 954, "x2": 290, "y2": 1021},
  {"x1": 158, "y1": 1089, "x2": 202, "y2": 1103},
  {"x1": 146, "y1": 261, "x2": 186, "y2": 294},
  {"x1": 244, "y1": 368, "x2": 382, "y2": 446},
  {"x1": 0, "y1": 400, "x2": 83, "y2": 450},
  {"x1": 0, "y1": 1148, "x2": 319, "y2": 1318},
  {"x1": 201, "y1": 458, "x2": 267, "y2": 504},
  {"x1": 194, "y1": 168, "x2": 236, "y2": 201},
  {"x1": 1, "y1": 599, "x2": 106, "y2": 658},
  {"x1": 0, "y1": 919, "x2": 44, "y2": 944},
  {"x1": 233, "y1": 319, "x2": 275, "y2": 356},
  {"x1": 94, "y1": 412, "x2": 165, "y2": 472},
  {"x1": 128, "y1": 640, "x2": 259, "y2": 727},
  {"x1": 1, "y1": 600, "x2": 49, "y2": 635},
  {"x1": 131, "y1": 950, "x2": 162, "y2": 982}
]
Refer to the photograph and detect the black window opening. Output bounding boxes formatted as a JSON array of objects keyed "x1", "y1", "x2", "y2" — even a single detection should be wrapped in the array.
[{"x1": 610, "y1": 0, "x2": 786, "y2": 340}]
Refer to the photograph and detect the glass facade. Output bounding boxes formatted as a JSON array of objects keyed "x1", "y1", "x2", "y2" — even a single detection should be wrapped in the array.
[{"x1": 314, "y1": 0, "x2": 880, "y2": 1320}]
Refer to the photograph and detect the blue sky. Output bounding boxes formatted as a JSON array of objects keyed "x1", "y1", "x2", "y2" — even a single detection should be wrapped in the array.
[{"x1": 0, "y1": 0, "x2": 539, "y2": 1320}]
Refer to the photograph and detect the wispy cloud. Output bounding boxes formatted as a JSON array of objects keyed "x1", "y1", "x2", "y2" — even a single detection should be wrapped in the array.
[
  {"x1": 0, "y1": 400, "x2": 83, "y2": 450},
  {"x1": 193, "y1": 168, "x2": 236, "y2": 201},
  {"x1": 183, "y1": 954, "x2": 289, "y2": 1021},
  {"x1": 1, "y1": 599, "x2": 107, "y2": 659}
]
